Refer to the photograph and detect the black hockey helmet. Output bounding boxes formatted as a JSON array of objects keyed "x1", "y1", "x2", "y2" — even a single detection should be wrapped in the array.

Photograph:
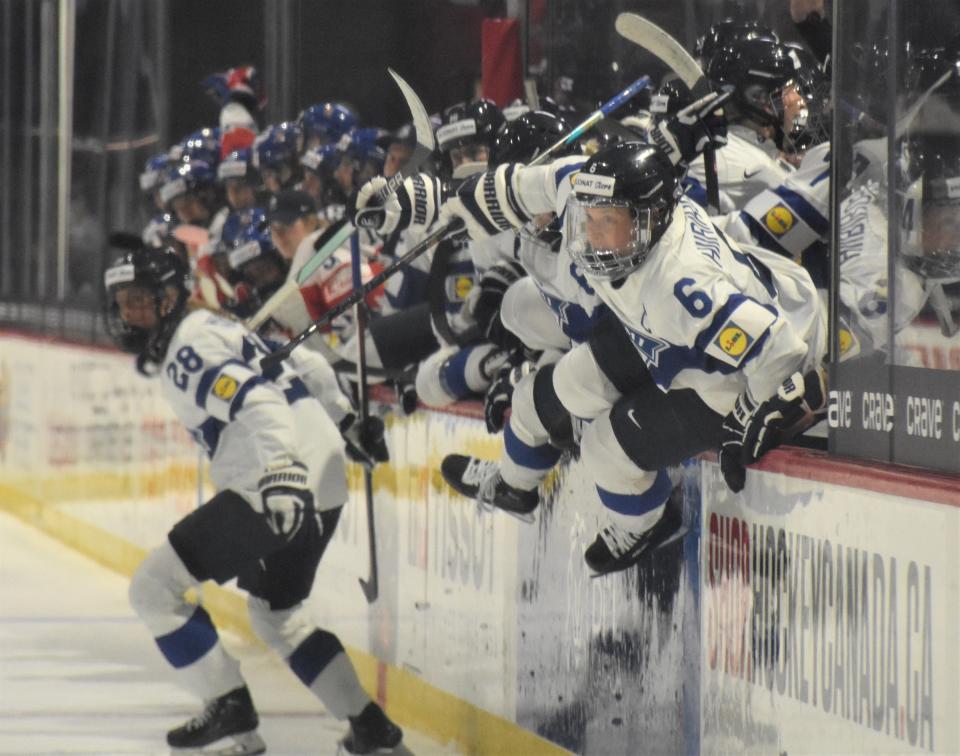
[
  {"x1": 564, "y1": 142, "x2": 682, "y2": 280},
  {"x1": 650, "y1": 78, "x2": 695, "y2": 119},
  {"x1": 103, "y1": 244, "x2": 191, "y2": 367},
  {"x1": 436, "y1": 99, "x2": 506, "y2": 178},
  {"x1": 489, "y1": 110, "x2": 571, "y2": 166},
  {"x1": 695, "y1": 19, "x2": 778, "y2": 65},
  {"x1": 707, "y1": 36, "x2": 799, "y2": 134}
]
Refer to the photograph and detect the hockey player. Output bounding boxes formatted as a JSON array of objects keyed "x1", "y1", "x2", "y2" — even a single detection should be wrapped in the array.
[
  {"x1": 679, "y1": 36, "x2": 800, "y2": 211},
  {"x1": 217, "y1": 147, "x2": 266, "y2": 212},
  {"x1": 435, "y1": 140, "x2": 827, "y2": 575},
  {"x1": 103, "y1": 244, "x2": 399, "y2": 755},
  {"x1": 253, "y1": 122, "x2": 303, "y2": 195},
  {"x1": 298, "y1": 101, "x2": 359, "y2": 150}
]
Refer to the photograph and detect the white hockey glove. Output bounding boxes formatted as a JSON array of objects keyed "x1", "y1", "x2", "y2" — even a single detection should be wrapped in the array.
[
  {"x1": 719, "y1": 393, "x2": 756, "y2": 494},
  {"x1": 339, "y1": 413, "x2": 389, "y2": 470},
  {"x1": 257, "y1": 459, "x2": 313, "y2": 541},
  {"x1": 649, "y1": 90, "x2": 729, "y2": 167},
  {"x1": 352, "y1": 173, "x2": 442, "y2": 237},
  {"x1": 439, "y1": 164, "x2": 531, "y2": 241},
  {"x1": 741, "y1": 368, "x2": 828, "y2": 465}
]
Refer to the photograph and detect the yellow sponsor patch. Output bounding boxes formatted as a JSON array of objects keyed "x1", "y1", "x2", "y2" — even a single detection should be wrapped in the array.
[
  {"x1": 764, "y1": 205, "x2": 795, "y2": 236},
  {"x1": 454, "y1": 276, "x2": 474, "y2": 301},
  {"x1": 839, "y1": 328, "x2": 854, "y2": 356},
  {"x1": 212, "y1": 374, "x2": 239, "y2": 401},
  {"x1": 714, "y1": 325, "x2": 753, "y2": 359}
]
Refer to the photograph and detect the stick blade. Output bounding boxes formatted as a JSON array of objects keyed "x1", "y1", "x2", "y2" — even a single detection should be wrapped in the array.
[
  {"x1": 614, "y1": 13, "x2": 707, "y2": 94},
  {"x1": 388, "y1": 68, "x2": 435, "y2": 152},
  {"x1": 358, "y1": 577, "x2": 378, "y2": 603}
]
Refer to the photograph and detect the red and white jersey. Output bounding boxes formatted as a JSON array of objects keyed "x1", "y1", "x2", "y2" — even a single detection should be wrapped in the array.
[{"x1": 289, "y1": 229, "x2": 386, "y2": 342}]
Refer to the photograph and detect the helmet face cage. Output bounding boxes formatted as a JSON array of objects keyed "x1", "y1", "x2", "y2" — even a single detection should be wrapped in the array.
[
  {"x1": 103, "y1": 247, "x2": 191, "y2": 361},
  {"x1": 565, "y1": 195, "x2": 657, "y2": 281}
]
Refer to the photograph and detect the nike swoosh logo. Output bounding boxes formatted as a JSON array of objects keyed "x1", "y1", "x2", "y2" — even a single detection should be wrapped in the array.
[
  {"x1": 627, "y1": 409, "x2": 643, "y2": 430},
  {"x1": 743, "y1": 168, "x2": 762, "y2": 179}
]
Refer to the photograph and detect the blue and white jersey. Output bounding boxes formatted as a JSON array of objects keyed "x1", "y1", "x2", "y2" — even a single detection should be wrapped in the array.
[
  {"x1": 515, "y1": 229, "x2": 607, "y2": 345},
  {"x1": 687, "y1": 125, "x2": 791, "y2": 212},
  {"x1": 159, "y1": 308, "x2": 352, "y2": 509},
  {"x1": 719, "y1": 141, "x2": 831, "y2": 259},
  {"x1": 835, "y1": 182, "x2": 926, "y2": 360},
  {"x1": 591, "y1": 197, "x2": 826, "y2": 413}
]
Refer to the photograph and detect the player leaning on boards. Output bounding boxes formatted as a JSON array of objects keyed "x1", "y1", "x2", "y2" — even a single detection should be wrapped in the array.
[
  {"x1": 103, "y1": 245, "x2": 397, "y2": 755},
  {"x1": 435, "y1": 139, "x2": 829, "y2": 576}
]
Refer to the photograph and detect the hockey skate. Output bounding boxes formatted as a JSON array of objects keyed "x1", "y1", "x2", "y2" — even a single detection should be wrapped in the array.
[
  {"x1": 339, "y1": 702, "x2": 403, "y2": 754},
  {"x1": 584, "y1": 493, "x2": 685, "y2": 577},
  {"x1": 440, "y1": 454, "x2": 538, "y2": 523},
  {"x1": 167, "y1": 685, "x2": 265, "y2": 755}
]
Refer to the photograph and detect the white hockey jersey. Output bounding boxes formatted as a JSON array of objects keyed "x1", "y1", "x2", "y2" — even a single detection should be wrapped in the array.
[
  {"x1": 158, "y1": 308, "x2": 353, "y2": 510},
  {"x1": 686, "y1": 125, "x2": 792, "y2": 212},
  {"x1": 590, "y1": 197, "x2": 826, "y2": 414}
]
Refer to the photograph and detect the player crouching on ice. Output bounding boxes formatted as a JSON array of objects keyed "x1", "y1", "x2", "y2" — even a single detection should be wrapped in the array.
[
  {"x1": 103, "y1": 244, "x2": 399, "y2": 754},
  {"x1": 436, "y1": 140, "x2": 829, "y2": 576}
]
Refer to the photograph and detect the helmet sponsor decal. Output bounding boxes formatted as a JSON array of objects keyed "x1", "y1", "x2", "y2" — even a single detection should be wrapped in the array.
[
  {"x1": 573, "y1": 173, "x2": 616, "y2": 198},
  {"x1": 104, "y1": 263, "x2": 136, "y2": 289}
]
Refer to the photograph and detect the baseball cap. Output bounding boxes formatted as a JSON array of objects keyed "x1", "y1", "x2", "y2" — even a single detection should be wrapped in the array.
[{"x1": 266, "y1": 189, "x2": 317, "y2": 224}]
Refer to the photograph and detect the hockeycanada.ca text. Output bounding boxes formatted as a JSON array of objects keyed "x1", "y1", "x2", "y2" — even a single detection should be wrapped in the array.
[{"x1": 704, "y1": 512, "x2": 936, "y2": 750}]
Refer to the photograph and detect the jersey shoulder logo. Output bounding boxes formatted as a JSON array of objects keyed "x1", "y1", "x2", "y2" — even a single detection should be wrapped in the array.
[
  {"x1": 212, "y1": 374, "x2": 239, "y2": 401},
  {"x1": 713, "y1": 323, "x2": 753, "y2": 360},
  {"x1": 624, "y1": 324, "x2": 669, "y2": 367},
  {"x1": 764, "y1": 204, "x2": 796, "y2": 236}
]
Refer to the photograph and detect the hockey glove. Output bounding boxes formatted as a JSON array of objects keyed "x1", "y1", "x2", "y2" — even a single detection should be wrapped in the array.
[
  {"x1": 741, "y1": 367, "x2": 828, "y2": 465},
  {"x1": 472, "y1": 261, "x2": 526, "y2": 341},
  {"x1": 439, "y1": 164, "x2": 531, "y2": 241},
  {"x1": 719, "y1": 393, "x2": 756, "y2": 494},
  {"x1": 258, "y1": 459, "x2": 313, "y2": 541},
  {"x1": 649, "y1": 90, "x2": 730, "y2": 167},
  {"x1": 340, "y1": 413, "x2": 389, "y2": 470},
  {"x1": 352, "y1": 173, "x2": 442, "y2": 237},
  {"x1": 484, "y1": 357, "x2": 536, "y2": 434}
]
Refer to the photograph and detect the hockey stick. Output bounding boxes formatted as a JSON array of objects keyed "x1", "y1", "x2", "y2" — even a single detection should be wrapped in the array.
[
  {"x1": 262, "y1": 76, "x2": 653, "y2": 368},
  {"x1": 615, "y1": 13, "x2": 722, "y2": 214},
  {"x1": 246, "y1": 68, "x2": 436, "y2": 331},
  {"x1": 537, "y1": 74, "x2": 650, "y2": 159},
  {"x1": 261, "y1": 219, "x2": 464, "y2": 368},
  {"x1": 350, "y1": 231, "x2": 380, "y2": 603}
]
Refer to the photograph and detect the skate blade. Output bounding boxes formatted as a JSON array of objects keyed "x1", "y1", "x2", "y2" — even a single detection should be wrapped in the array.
[
  {"x1": 476, "y1": 499, "x2": 535, "y2": 524},
  {"x1": 337, "y1": 736, "x2": 407, "y2": 755},
  {"x1": 171, "y1": 730, "x2": 266, "y2": 756}
]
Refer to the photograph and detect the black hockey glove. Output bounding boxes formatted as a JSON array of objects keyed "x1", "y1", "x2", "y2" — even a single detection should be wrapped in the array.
[
  {"x1": 257, "y1": 459, "x2": 313, "y2": 541},
  {"x1": 351, "y1": 173, "x2": 442, "y2": 237},
  {"x1": 719, "y1": 393, "x2": 756, "y2": 494},
  {"x1": 438, "y1": 164, "x2": 531, "y2": 241},
  {"x1": 649, "y1": 90, "x2": 730, "y2": 167},
  {"x1": 741, "y1": 368, "x2": 828, "y2": 465},
  {"x1": 472, "y1": 260, "x2": 526, "y2": 342},
  {"x1": 484, "y1": 356, "x2": 536, "y2": 434},
  {"x1": 340, "y1": 413, "x2": 389, "y2": 470}
]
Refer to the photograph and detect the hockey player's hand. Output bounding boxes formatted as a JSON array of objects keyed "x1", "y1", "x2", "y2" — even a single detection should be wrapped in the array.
[
  {"x1": 257, "y1": 459, "x2": 313, "y2": 541},
  {"x1": 351, "y1": 173, "x2": 441, "y2": 237},
  {"x1": 484, "y1": 357, "x2": 535, "y2": 433},
  {"x1": 472, "y1": 261, "x2": 526, "y2": 341},
  {"x1": 650, "y1": 90, "x2": 730, "y2": 167},
  {"x1": 439, "y1": 165, "x2": 531, "y2": 241},
  {"x1": 741, "y1": 368, "x2": 827, "y2": 465},
  {"x1": 719, "y1": 393, "x2": 756, "y2": 493},
  {"x1": 340, "y1": 413, "x2": 389, "y2": 469}
]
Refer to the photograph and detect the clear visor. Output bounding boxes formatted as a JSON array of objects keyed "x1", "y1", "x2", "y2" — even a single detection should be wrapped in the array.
[{"x1": 563, "y1": 197, "x2": 654, "y2": 281}]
